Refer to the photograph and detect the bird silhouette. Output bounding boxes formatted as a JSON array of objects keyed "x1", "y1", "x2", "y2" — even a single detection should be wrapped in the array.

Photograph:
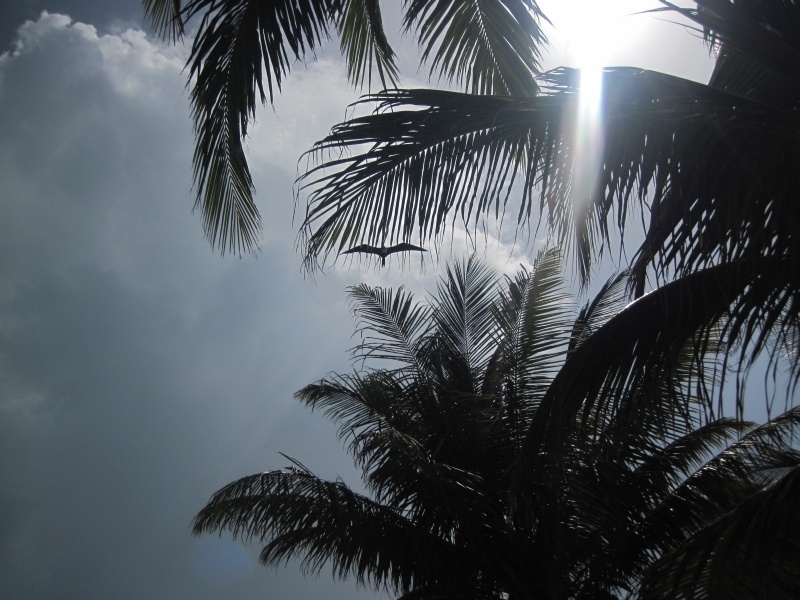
[{"x1": 342, "y1": 243, "x2": 427, "y2": 266}]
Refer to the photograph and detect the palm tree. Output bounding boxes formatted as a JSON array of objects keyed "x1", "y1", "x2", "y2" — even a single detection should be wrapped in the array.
[
  {"x1": 193, "y1": 251, "x2": 800, "y2": 598},
  {"x1": 296, "y1": 1, "x2": 800, "y2": 398},
  {"x1": 142, "y1": 0, "x2": 550, "y2": 254}
]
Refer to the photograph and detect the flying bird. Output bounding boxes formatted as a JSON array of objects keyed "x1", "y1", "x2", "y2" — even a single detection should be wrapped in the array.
[{"x1": 342, "y1": 243, "x2": 428, "y2": 266}]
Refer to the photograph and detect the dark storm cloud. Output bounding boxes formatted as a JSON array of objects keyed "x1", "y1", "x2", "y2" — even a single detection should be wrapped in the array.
[{"x1": 0, "y1": 12, "x2": 390, "y2": 599}]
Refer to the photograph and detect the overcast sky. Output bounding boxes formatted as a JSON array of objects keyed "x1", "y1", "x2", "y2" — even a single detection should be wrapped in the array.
[{"x1": 0, "y1": 3, "x2": 714, "y2": 599}]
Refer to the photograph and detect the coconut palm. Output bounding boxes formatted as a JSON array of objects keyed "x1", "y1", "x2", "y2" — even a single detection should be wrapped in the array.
[
  {"x1": 193, "y1": 251, "x2": 800, "y2": 598},
  {"x1": 142, "y1": 0, "x2": 549, "y2": 254},
  {"x1": 298, "y1": 0, "x2": 800, "y2": 273},
  {"x1": 296, "y1": 0, "x2": 800, "y2": 399}
]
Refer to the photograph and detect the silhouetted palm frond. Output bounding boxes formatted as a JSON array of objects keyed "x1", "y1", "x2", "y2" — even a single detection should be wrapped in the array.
[
  {"x1": 299, "y1": 67, "x2": 800, "y2": 285},
  {"x1": 192, "y1": 467, "x2": 465, "y2": 592},
  {"x1": 491, "y1": 248, "x2": 572, "y2": 436},
  {"x1": 402, "y1": 0, "x2": 548, "y2": 96},
  {"x1": 518, "y1": 259, "x2": 788, "y2": 492},
  {"x1": 561, "y1": 405, "x2": 800, "y2": 598},
  {"x1": 335, "y1": 0, "x2": 399, "y2": 89},
  {"x1": 185, "y1": 0, "x2": 334, "y2": 254},
  {"x1": 143, "y1": 0, "x2": 185, "y2": 40},
  {"x1": 638, "y1": 464, "x2": 800, "y2": 600},
  {"x1": 568, "y1": 271, "x2": 629, "y2": 353},
  {"x1": 431, "y1": 256, "x2": 500, "y2": 393},
  {"x1": 346, "y1": 283, "x2": 432, "y2": 377}
]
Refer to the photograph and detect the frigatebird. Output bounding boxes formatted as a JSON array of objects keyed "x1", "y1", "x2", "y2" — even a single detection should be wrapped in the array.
[{"x1": 342, "y1": 243, "x2": 427, "y2": 266}]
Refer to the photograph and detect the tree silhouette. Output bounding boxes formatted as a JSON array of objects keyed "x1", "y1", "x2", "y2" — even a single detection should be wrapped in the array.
[
  {"x1": 151, "y1": 0, "x2": 800, "y2": 594},
  {"x1": 194, "y1": 252, "x2": 800, "y2": 598},
  {"x1": 297, "y1": 0, "x2": 800, "y2": 419}
]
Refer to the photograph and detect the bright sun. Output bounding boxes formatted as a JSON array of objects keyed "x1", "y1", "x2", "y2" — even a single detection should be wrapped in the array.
[
  {"x1": 539, "y1": 0, "x2": 647, "y2": 71},
  {"x1": 537, "y1": 0, "x2": 648, "y2": 228}
]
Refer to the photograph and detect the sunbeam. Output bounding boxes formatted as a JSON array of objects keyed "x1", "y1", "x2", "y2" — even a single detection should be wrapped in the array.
[{"x1": 541, "y1": 1, "x2": 644, "y2": 264}]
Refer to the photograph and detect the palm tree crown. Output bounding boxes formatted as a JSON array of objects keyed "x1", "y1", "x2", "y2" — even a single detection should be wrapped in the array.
[{"x1": 193, "y1": 251, "x2": 800, "y2": 598}]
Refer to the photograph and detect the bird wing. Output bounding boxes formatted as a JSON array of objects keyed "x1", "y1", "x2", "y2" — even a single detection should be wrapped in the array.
[
  {"x1": 387, "y1": 243, "x2": 427, "y2": 254},
  {"x1": 341, "y1": 244, "x2": 380, "y2": 256}
]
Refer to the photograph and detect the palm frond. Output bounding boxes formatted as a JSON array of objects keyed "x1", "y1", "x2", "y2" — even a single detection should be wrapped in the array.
[
  {"x1": 296, "y1": 371, "x2": 402, "y2": 447},
  {"x1": 347, "y1": 283, "x2": 432, "y2": 373},
  {"x1": 296, "y1": 371, "x2": 487, "y2": 512},
  {"x1": 297, "y1": 86, "x2": 560, "y2": 269},
  {"x1": 336, "y1": 0, "x2": 399, "y2": 89},
  {"x1": 143, "y1": 0, "x2": 185, "y2": 40},
  {"x1": 298, "y1": 67, "x2": 800, "y2": 289},
  {"x1": 637, "y1": 465, "x2": 800, "y2": 600},
  {"x1": 192, "y1": 468, "x2": 463, "y2": 593},
  {"x1": 643, "y1": 408, "x2": 800, "y2": 549},
  {"x1": 516, "y1": 258, "x2": 787, "y2": 508},
  {"x1": 568, "y1": 271, "x2": 629, "y2": 353},
  {"x1": 402, "y1": 0, "x2": 548, "y2": 96},
  {"x1": 296, "y1": 360, "x2": 498, "y2": 532},
  {"x1": 551, "y1": 366, "x2": 799, "y2": 595},
  {"x1": 607, "y1": 418, "x2": 746, "y2": 528},
  {"x1": 658, "y1": 0, "x2": 800, "y2": 90},
  {"x1": 701, "y1": 406, "x2": 800, "y2": 489},
  {"x1": 491, "y1": 248, "x2": 572, "y2": 436},
  {"x1": 566, "y1": 407, "x2": 800, "y2": 597},
  {"x1": 186, "y1": 0, "x2": 335, "y2": 254},
  {"x1": 432, "y1": 256, "x2": 500, "y2": 393}
]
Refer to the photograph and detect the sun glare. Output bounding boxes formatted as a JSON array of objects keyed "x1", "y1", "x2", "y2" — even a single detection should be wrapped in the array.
[
  {"x1": 542, "y1": 0, "x2": 645, "y2": 69},
  {"x1": 539, "y1": 1, "x2": 645, "y2": 229}
]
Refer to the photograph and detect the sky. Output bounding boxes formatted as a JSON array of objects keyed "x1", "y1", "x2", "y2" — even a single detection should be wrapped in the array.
[{"x1": 0, "y1": 2, "x2": 715, "y2": 599}]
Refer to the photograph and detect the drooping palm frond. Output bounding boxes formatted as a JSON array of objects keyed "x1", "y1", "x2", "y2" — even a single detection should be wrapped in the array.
[
  {"x1": 637, "y1": 464, "x2": 800, "y2": 600},
  {"x1": 658, "y1": 0, "x2": 800, "y2": 93},
  {"x1": 192, "y1": 468, "x2": 468, "y2": 593},
  {"x1": 516, "y1": 258, "x2": 788, "y2": 505},
  {"x1": 298, "y1": 86, "x2": 563, "y2": 270},
  {"x1": 335, "y1": 0, "x2": 399, "y2": 89},
  {"x1": 143, "y1": 0, "x2": 185, "y2": 40},
  {"x1": 298, "y1": 67, "x2": 800, "y2": 284},
  {"x1": 143, "y1": 0, "x2": 552, "y2": 255},
  {"x1": 402, "y1": 0, "x2": 548, "y2": 96},
  {"x1": 185, "y1": 0, "x2": 335, "y2": 254}
]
